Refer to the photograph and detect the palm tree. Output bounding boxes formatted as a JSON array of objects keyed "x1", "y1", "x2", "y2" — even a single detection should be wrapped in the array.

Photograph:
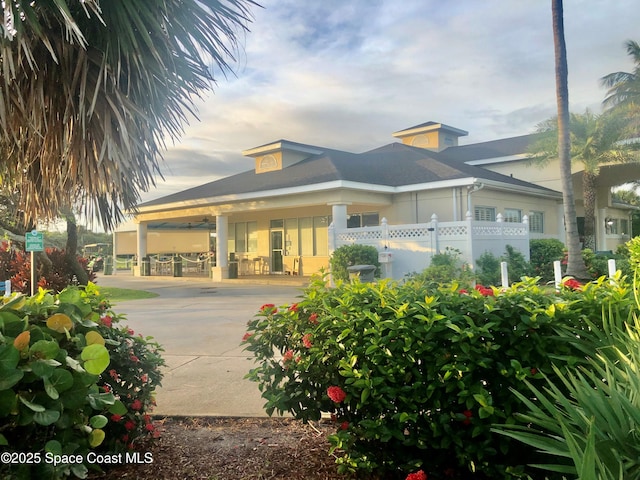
[
  {"x1": 602, "y1": 40, "x2": 640, "y2": 111},
  {"x1": 530, "y1": 110, "x2": 637, "y2": 251},
  {"x1": 0, "y1": 0, "x2": 257, "y2": 230},
  {"x1": 551, "y1": 0, "x2": 589, "y2": 279}
]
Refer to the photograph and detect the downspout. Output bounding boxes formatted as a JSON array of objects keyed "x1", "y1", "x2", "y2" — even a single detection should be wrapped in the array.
[{"x1": 466, "y1": 182, "x2": 485, "y2": 216}]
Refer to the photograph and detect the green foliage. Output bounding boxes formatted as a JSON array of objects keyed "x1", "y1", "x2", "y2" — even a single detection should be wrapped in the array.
[
  {"x1": 581, "y1": 248, "x2": 632, "y2": 280},
  {"x1": 529, "y1": 239, "x2": 565, "y2": 283},
  {"x1": 409, "y1": 247, "x2": 474, "y2": 287},
  {"x1": 475, "y1": 251, "x2": 501, "y2": 286},
  {"x1": 0, "y1": 242, "x2": 96, "y2": 294},
  {"x1": 495, "y1": 271, "x2": 640, "y2": 480},
  {"x1": 244, "y1": 273, "x2": 631, "y2": 479},
  {"x1": 0, "y1": 283, "x2": 164, "y2": 479},
  {"x1": 329, "y1": 244, "x2": 381, "y2": 282},
  {"x1": 476, "y1": 246, "x2": 532, "y2": 286}
]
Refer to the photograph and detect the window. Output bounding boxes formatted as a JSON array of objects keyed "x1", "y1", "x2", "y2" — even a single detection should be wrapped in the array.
[
  {"x1": 504, "y1": 208, "x2": 522, "y2": 223},
  {"x1": 229, "y1": 221, "x2": 257, "y2": 253},
  {"x1": 607, "y1": 218, "x2": 619, "y2": 234},
  {"x1": 313, "y1": 216, "x2": 329, "y2": 256},
  {"x1": 347, "y1": 212, "x2": 379, "y2": 228},
  {"x1": 285, "y1": 218, "x2": 299, "y2": 255},
  {"x1": 474, "y1": 206, "x2": 496, "y2": 222},
  {"x1": 529, "y1": 211, "x2": 544, "y2": 233},
  {"x1": 621, "y1": 219, "x2": 629, "y2": 236}
]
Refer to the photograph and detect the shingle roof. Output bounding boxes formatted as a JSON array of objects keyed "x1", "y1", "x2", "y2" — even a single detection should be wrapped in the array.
[{"x1": 139, "y1": 135, "x2": 554, "y2": 208}]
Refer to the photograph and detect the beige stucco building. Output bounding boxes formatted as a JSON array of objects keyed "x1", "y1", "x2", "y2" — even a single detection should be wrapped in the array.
[{"x1": 115, "y1": 121, "x2": 638, "y2": 279}]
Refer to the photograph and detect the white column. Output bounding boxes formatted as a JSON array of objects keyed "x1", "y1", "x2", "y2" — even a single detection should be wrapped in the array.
[
  {"x1": 216, "y1": 215, "x2": 228, "y2": 268},
  {"x1": 111, "y1": 230, "x2": 117, "y2": 275},
  {"x1": 329, "y1": 203, "x2": 349, "y2": 230},
  {"x1": 211, "y1": 215, "x2": 229, "y2": 281}
]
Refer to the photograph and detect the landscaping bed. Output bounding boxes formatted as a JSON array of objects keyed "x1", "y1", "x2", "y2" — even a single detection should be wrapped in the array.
[{"x1": 90, "y1": 416, "x2": 357, "y2": 480}]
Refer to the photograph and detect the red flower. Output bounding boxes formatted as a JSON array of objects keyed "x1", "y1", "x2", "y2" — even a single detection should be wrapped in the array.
[
  {"x1": 283, "y1": 349, "x2": 294, "y2": 363},
  {"x1": 340, "y1": 421, "x2": 349, "y2": 430},
  {"x1": 242, "y1": 332, "x2": 252, "y2": 342},
  {"x1": 406, "y1": 470, "x2": 428, "y2": 480},
  {"x1": 462, "y1": 410, "x2": 473, "y2": 425},
  {"x1": 563, "y1": 278, "x2": 582, "y2": 290},
  {"x1": 131, "y1": 399, "x2": 143, "y2": 411},
  {"x1": 111, "y1": 414, "x2": 122, "y2": 422},
  {"x1": 327, "y1": 386, "x2": 347, "y2": 403},
  {"x1": 309, "y1": 313, "x2": 319, "y2": 324},
  {"x1": 458, "y1": 289, "x2": 468, "y2": 294},
  {"x1": 121, "y1": 435, "x2": 129, "y2": 443},
  {"x1": 260, "y1": 304, "x2": 277, "y2": 313},
  {"x1": 140, "y1": 374, "x2": 148, "y2": 383},
  {"x1": 127, "y1": 328, "x2": 135, "y2": 335},
  {"x1": 102, "y1": 385, "x2": 111, "y2": 393},
  {"x1": 124, "y1": 421, "x2": 136, "y2": 431},
  {"x1": 530, "y1": 368, "x2": 538, "y2": 375},
  {"x1": 101, "y1": 316, "x2": 113, "y2": 328},
  {"x1": 288, "y1": 303, "x2": 299, "y2": 312},
  {"x1": 109, "y1": 369, "x2": 119, "y2": 380},
  {"x1": 302, "y1": 333, "x2": 313, "y2": 349},
  {"x1": 474, "y1": 285, "x2": 494, "y2": 296},
  {"x1": 145, "y1": 423, "x2": 155, "y2": 432},
  {"x1": 130, "y1": 355, "x2": 140, "y2": 363}
]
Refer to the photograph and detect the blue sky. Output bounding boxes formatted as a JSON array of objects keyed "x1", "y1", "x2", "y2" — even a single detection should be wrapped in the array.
[{"x1": 146, "y1": 0, "x2": 640, "y2": 203}]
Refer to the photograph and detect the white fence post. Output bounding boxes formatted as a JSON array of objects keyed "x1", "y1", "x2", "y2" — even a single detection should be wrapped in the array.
[
  {"x1": 608, "y1": 258, "x2": 616, "y2": 282},
  {"x1": 500, "y1": 261, "x2": 509, "y2": 288},
  {"x1": 430, "y1": 213, "x2": 439, "y2": 254},
  {"x1": 553, "y1": 260, "x2": 562, "y2": 291}
]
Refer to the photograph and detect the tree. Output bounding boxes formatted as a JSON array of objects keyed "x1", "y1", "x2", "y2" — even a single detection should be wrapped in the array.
[
  {"x1": 0, "y1": 0, "x2": 257, "y2": 230},
  {"x1": 602, "y1": 40, "x2": 640, "y2": 111},
  {"x1": 551, "y1": 0, "x2": 589, "y2": 279},
  {"x1": 530, "y1": 110, "x2": 637, "y2": 251}
]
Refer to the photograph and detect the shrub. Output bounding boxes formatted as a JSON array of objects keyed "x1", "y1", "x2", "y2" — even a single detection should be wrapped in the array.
[
  {"x1": 0, "y1": 283, "x2": 164, "y2": 479},
  {"x1": 495, "y1": 271, "x2": 640, "y2": 480},
  {"x1": 244, "y1": 274, "x2": 632, "y2": 479},
  {"x1": 409, "y1": 247, "x2": 474, "y2": 287},
  {"x1": 475, "y1": 251, "x2": 501, "y2": 286},
  {"x1": 0, "y1": 242, "x2": 96, "y2": 294},
  {"x1": 329, "y1": 244, "x2": 381, "y2": 282},
  {"x1": 581, "y1": 248, "x2": 632, "y2": 280},
  {"x1": 529, "y1": 239, "x2": 565, "y2": 283}
]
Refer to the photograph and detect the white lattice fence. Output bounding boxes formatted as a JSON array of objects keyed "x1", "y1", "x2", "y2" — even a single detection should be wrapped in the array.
[{"x1": 330, "y1": 214, "x2": 530, "y2": 280}]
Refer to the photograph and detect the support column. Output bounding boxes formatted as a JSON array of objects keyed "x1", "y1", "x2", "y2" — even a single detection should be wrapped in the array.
[
  {"x1": 212, "y1": 215, "x2": 229, "y2": 281},
  {"x1": 329, "y1": 203, "x2": 349, "y2": 230},
  {"x1": 135, "y1": 222, "x2": 148, "y2": 277},
  {"x1": 111, "y1": 230, "x2": 117, "y2": 275}
]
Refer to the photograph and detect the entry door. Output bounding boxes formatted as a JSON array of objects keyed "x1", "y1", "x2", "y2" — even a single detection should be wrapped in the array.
[{"x1": 271, "y1": 230, "x2": 284, "y2": 273}]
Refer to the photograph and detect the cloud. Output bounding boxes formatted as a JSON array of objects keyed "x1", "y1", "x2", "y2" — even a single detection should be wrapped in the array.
[{"x1": 140, "y1": 0, "x2": 640, "y2": 203}]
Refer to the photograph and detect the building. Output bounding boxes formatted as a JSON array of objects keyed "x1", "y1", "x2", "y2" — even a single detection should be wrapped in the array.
[{"x1": 115, "y1": 121, "x2": 638, "y2": 279}]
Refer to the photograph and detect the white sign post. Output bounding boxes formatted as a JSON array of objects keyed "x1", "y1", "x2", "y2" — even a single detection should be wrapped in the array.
[{"x1": 25, "y1": 230, "x2": 44, "y2": 296}]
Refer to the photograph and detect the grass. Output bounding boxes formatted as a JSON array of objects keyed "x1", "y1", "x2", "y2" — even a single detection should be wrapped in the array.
[{"x1": 99, "y1": 286, "x2": 159, "y2": 302}]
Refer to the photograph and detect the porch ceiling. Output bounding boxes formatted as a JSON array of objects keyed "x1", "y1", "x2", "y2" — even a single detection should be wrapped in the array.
[
  {"x1": 147, "y1": 220, "x2": 215, "y2": 230},
  {"x1": 595, "y1": 163, "x2": 640, "y2": 187}
]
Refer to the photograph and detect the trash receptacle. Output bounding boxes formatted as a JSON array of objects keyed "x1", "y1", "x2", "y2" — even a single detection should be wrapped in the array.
[
  {"x1": 228, "y1": 253, "x2": 238, "y2": 279},
  {"x1": 103, "y1": 256, "x2": 113, "y2": 275},
  {"x1": 173, "y1": 256, "x2": 183, "y2": 277},
  {"x1": 141, "y1": 256, "x2": 150, "y2": 276},
  {"x1": 347, "y1": 264, "x2": 376, "y2": 282}
]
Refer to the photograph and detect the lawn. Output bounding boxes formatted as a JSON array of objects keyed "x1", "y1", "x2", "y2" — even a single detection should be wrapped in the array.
[{"x1": 99, "y1": 286, "x2": 159, "y2": 302}]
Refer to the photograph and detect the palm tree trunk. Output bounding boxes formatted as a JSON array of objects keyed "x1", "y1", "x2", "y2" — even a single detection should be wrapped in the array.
[
  {"x1": 582, "y1": 171, "x2": 597, "y2": 251},
  {"x1": 65, "y1": 214, "x2": 89, "y2": 285},
  {"x1": 552, "y1": 0, "x2": 590, "y2": 280}
]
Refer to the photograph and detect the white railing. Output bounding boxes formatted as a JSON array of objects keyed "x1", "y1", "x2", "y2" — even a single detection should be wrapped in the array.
[{"x1": 329, "y1": 213, "x2": 530, "y2": 280}]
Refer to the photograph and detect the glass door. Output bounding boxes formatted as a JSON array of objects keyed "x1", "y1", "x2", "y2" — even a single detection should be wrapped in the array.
[{"x1": 270, "y1": 230, "x2": 284, "y2": 273}]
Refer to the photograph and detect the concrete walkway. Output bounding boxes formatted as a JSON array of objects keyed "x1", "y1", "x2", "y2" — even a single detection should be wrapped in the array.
[{"x1": 94, "y1": 273, "x2": 306, "y2": 417}]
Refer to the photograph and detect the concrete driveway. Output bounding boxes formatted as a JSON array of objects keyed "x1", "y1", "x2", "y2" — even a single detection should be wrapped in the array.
[{"x1": 94, "y1": 274, "x2": 305, "y2": 417}]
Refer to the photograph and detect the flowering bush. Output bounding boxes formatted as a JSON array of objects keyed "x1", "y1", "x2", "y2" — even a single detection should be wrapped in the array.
[
  {"x1": 244, "y1": 273, "x2": 633, "y2": 479},
  {"x1": 0, "y1": 283, "x2": 164, "y2": 479},
  {"x1": 0, "y1": 242, "x2": 96, "y2": 294}
]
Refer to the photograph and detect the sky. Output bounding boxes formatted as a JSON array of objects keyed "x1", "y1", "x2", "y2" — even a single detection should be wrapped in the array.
[{"x1": 141, "y1": 0, "x2": 640, "y2": 204}]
